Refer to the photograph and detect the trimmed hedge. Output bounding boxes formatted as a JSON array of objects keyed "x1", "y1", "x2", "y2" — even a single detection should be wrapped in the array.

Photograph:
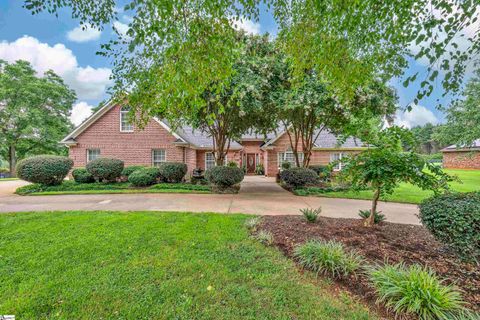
[
  {"x1": 121, "y1": 165, "x2": 145, "y2": 177},
  {"x1": 280, "y1": 167, "x2": 319, "y2": 188},
  {"x1": 128, "y1": 167, "x2": 161, "y2": 187},
  {"x1": 205, "y1": 166, "x2": 244, "y2": 187},
  {"x1": 16, "y1": 155, "x2": 73, "y2": 186},
  {"x1": 86, "y1": 158, "x2": 124, "y2": 182},
  {"x1": 72, "y1": 168, "x2": 94, "y2": 183},
  {"x1": 419, "y1": 192, "x2": 480, "y2": 262},
  {"x1": 158, "y1": 162, "x2": 187, "y2": 183}
]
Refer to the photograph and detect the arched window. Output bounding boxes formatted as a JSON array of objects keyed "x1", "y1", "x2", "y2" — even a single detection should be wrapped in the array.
[{"x1": 120, "y1": 106, "x2": 133, "y2": 132}]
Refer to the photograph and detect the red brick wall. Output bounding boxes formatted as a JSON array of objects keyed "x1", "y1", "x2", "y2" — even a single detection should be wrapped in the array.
[
  {"x1": 69, "y1": 104, "x2": 192, "y2": 172},
  {"x1": 443, "y1": 151, "x2": 480, "y2": 169},
  {"x1": 195, "y1": 150, "x2": 241, "y2": 171}
]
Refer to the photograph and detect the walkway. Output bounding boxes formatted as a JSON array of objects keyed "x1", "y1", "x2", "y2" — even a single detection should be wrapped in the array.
[{"x1": 0, "y1": 177, "x2": 420, "y2": 225}]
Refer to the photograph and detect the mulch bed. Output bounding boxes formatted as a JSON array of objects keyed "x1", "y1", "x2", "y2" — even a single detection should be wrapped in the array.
[{"x1": 257, "y1": 215, "x2": 480, "y2": 317}]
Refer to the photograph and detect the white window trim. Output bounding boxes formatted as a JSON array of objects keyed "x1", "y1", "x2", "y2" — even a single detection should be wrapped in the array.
[
  {"x1": 330, "y1": 152, "x2": 344, "y2": 171},
  {"x1": 86, "y1": 148, "x2": 100, "y2": 163},
  {"x1": 205, "y1": 152, "x2": 227, "y2": 170},
  {"x1": 277, "y1": 151, "x2": 304, "y2": 168},
  {"x1": 152, "y1": 149, "x2": 167, "y2": 166},
  {"x1": 120, "y1": 107, "x2": 134, "y2": 132}
]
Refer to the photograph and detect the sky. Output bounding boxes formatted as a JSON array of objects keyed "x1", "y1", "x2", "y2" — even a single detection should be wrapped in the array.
[{"x1": 0, "y1": 0, "x2": 459, "y2": 128}]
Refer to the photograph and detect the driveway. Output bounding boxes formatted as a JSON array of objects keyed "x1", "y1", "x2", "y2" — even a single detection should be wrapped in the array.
[{"x1": 0, "y1": 177, "x2": 420, "y2": 225}]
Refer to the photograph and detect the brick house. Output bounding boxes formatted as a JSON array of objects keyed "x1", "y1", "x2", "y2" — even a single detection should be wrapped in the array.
[
  {"x1": 61, "y1": 101, "x2": 366, "y2": 177},
  {"x1": 441, "y1": 140, "x2": 480, "y2": 169}
]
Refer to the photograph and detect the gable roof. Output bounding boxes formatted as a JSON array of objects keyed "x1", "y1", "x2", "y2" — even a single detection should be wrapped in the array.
[{"x1": 441, "y1": 139, "x2": 480, "y2": 152}]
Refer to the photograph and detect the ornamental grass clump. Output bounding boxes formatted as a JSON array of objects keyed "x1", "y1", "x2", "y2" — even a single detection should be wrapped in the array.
[
  {"x1": 368, "y1": 263, "x2": 466, "y2": 320},
  {"x1": 244, "y1": 217, "x2": 261, "y2": 231},
  {"x1": 358, "y1": 210, "x2": 385, "y2": 224},
  {"x1": 301, "y1": 207, "x2": 321, "y2": 223},
  {"x1": 294, "y1": 240, "x2": 363, "y2": 279},
  {"x1": 254, "y1": 230, "x2": 274, "y2": 246}
]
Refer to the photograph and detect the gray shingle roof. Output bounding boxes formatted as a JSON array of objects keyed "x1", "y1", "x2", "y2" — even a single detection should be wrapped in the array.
[
  {"x1": 442, "y1": 139, "x2": 480, "y2": 151},
  {"x1": 173, "y1": 125, "x2": 243, "y2": 149},
  {"x1": 313, "y1": 130, "x2": 364, "y2": 148}
]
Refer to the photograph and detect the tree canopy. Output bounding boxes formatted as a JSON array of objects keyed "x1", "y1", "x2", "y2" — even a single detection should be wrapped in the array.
[
  {"x1": 0, "y1": 60, "x2": 76, "y2": 174},
  {"x1": 23, "y1": 0, "x2": 480, "y2": 116}
]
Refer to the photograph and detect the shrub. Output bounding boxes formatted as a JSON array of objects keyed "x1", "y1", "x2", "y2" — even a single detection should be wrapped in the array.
[
  {"x1": 281, "y1": 161, "x2": 292, "y2": 170},
  {"x1": 128, "y1": 167, "x2": 161, "y2": 187},
  {"x1": 245, "y1": 217, "x2": 261, "y2": 231},
  {"x1": 205, "y1": 166, "x2": 244, "y2": 187},
  {"x1": 419, "y1": 192, "x2": 480, "y2": 262},
  {"x1": 280, "y1": 167, "x2": 319, "y2": 188},
  {"x1": 16, "y1": 155, "x2": 73, "y2": 186},
  {"x1": 368, "y1": 263, "x2": 465, "y2": 320},
  {"x1": 227, "y1": 161, "x2": 238, "y2": 168},
  {"x1": 72, "y1": 168, "x2": 94, "y2": 183},
  {"x1": 86, "y1": 158, "x2": 124, "y2": 182},
  {"x1": 308, "y1": 165, "x2": 332, "y2": 181},
  {"x1": 0, "y1": 167, "x2": 9, "y2": 174},
  {"x1": 255, "y1": 163, "x2": 265, "y2": 175},
  {"x1": 294, "y1": 240, "x2": 363, "y2": 279},
  {"x1": 358, "y1": 210, "x2": 385, "y2": 224},
  {"x1": 301, "y1": 207, "x2": 321, "y2": 223},
  {"x1": 121, "y1": 165, "x2": 145, "y2": 178},
  {"x1": 158, "y1": 162, "x2": 188, "y2": 183},
  {"x1": 254, "y1": 230, "x2": 274, "y2": 246}
]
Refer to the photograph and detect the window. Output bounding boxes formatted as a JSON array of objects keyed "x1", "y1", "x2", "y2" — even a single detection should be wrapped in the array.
[
  {"x1": 152, "y1": 149, "x2": 166, "y2": 167},
  {"x1": 330, "y1": 152, "x2": 344, "y2": 171},
  {"x1": 87, "y1": 149, "x2": 100, "y2": 162},
  {"x1": 120, "y1": 106, "x2": 134, "y2": 132},
  {"x1": 278, "y1": 151, "x2": 304, "y2": 167},
  {"x1": 205, "y1": 152, "x2": 227, "y2": 170}
]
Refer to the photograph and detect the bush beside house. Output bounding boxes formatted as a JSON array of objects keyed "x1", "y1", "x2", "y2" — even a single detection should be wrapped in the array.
[
  {"x1": 72, "y1": 168, "x2": 95, "y2": 183},
  {"x1": 280, "y1": 167, "x2": 319, "y2": 188},
  {"x1": 16, "y1": 155, "x2": 73, "y2": 186},
  {"x1": 86, "y1": 158, "x2": 124, "y2": 182},
  {"x1": 205, "y1": 166, "x2": 244, "y2": 193}
]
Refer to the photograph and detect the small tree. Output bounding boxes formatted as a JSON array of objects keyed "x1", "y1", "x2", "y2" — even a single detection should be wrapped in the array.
[{"x1": 340, "y1": 126, "x2": 453, "y2": 227}]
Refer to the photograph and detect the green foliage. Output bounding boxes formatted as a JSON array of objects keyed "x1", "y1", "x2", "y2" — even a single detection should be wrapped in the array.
[
  {"x1": 86, "y1": 158, "x2": 124, "y2": 182},
  {"x1": 149, "y1": 183, "x2": 210, "y2": 192},
  {"x1": 0, "y1": 60, "x2": 76, "y2": 174},
  {"x1": 205, "y1": 166, "x2": 244, "y2": 187},
  {"x1": 128, "y1": 168, "x2": 160, "y2": 187},
  {"x1": 300, "y1": 207, "x2": 321, "y2": 223},
  {"x1": 254, "y1": 230, "x2": 274, "y2": 246},
  {"x1": 71, "y1": 168, "x2": 94, "y2": 184},
  {"x1": 121, "y1": 165, "x2": 145, "y2": 177},
  {"x1": 244, "y1": 217, "x2": 261, "y2": 231},
  {"x1": 294, "y1": 240, "x2": 363, "y2": 279},
  {"x1": 16, "y1": 155, "x2": 73, "y2": 186},
  {"x1": 158, "y1": 162, "x2": 187, "y2": 183},
  {"x1": 280, "y1": 167, "x2": 319, "y2": 188},
  {"x1": 409, "y1": 123, "x2": 449, "y2": 154},
  {"x1": 0, "y1": 167, "x2": 9, "y2": 173},
  {"x1": 254, "y1": 163, "x2": 264, "y2": 175},
  {"x1": 419, "y1": 153, "x2": 443, "y2": 163},
  {"x1": 227, "y1": 161, "x2": 238, "y2": 168},
  {"x1": 358, "y1": 210, "x2": 385, "y2": 224},
  {"x1": 419, "y1": 192, "x2": 480, "y2": 262},
  {"x1": 368, "y1": 263, "x2": 465, "y2": 320},
  {"x1": 281, "y1": 162, "x2": 292, "y2": 170}
]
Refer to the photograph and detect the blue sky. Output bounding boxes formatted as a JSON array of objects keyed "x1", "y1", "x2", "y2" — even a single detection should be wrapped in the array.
[{"x1": 0, "y1": 0, "x2": 453, "y2": 127}]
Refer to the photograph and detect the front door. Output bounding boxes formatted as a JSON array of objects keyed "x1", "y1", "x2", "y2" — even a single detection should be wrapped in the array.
[{"x1": 246, "y1": 154, "x2": 256, "y2": 174}]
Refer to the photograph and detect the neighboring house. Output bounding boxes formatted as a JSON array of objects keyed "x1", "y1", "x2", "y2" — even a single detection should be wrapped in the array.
[
  {"x1": 441, "y1": 139, "x2": 480, "y2": 169},
  {"x1": 61, "y1": 101, "x2": 366, "y2": 177}
]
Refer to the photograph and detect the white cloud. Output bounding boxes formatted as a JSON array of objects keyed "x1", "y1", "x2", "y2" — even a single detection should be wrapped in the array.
[
  {"x1": 113, "y1": 21, "x2": 130, "y2": 38},
  {"x1": 231, "y1": 19, "x2": 261, "y2": 35},
  {"x1": 394, "y1": 104, "x2": 439, "y2": 128},
  {"x1": 0, "y1": 36, "x2": 111, "y2": 100},
  {"x1": 67, "y1": 25, "x2": 101, "y2": 43},
  {"x1": 70, "y1": 101, "x2": 94, "y2": 126}
]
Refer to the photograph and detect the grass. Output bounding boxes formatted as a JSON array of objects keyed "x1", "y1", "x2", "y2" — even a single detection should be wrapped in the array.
[
  {"x1": 0, "y1": 177, "x2": 18, "y2": 181},
  {"x1": 0, "y1": 211, "x2": 374, "y2": 319},
  {"x1": 15, "y1": 180, "x2": 211, "y2": 195},
  {"x1": 295, "y1": 169, "x2": 480, "y2": 204}
]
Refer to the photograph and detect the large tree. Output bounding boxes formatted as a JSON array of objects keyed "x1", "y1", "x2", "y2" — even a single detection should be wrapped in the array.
[
  {"x1": 23, "y1": 1, "x2": 480, "y2": 119},
  {"x1": 434, "y1": 69, "x2": 480, "y2": 147},
  {"x1": 0, "y1": 60, "x2": 76, "y2": 175},
  {"x1": 279, "y1": 74, "x2": 397, "y2": 167}
]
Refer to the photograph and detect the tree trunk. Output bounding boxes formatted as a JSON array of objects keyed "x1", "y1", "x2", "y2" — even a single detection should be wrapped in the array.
[
  {"x1": 365, "y1": 187, "x2": 381, "y2": 227},
  {"x1": 9, "y1": 145, "x2": 16, "y2": 177}
]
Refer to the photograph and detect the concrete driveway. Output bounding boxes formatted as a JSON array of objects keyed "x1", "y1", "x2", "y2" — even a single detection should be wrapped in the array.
[{"x1": 0, "y1": 176, "x2": 420, "y2": 225}]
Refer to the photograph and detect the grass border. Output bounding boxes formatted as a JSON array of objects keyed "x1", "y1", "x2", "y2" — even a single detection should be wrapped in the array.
[{"x1": 29, "y1": 189, "x2": 211, "y2": 196}]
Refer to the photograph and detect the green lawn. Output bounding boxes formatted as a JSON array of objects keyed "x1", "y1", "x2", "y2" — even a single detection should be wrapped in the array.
[
  {"x1": 15, "y1": 180, "x2": 211, "y2": 195},
  {"x1": 0, "y1": 178, "x2": 18, "y2": 181},
  {"x1": 295, "y1": 169, "x2": 480, "y2": 204},
  {"x1": 0, "y1": 211, "x2": 373, "y2": 319}
]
